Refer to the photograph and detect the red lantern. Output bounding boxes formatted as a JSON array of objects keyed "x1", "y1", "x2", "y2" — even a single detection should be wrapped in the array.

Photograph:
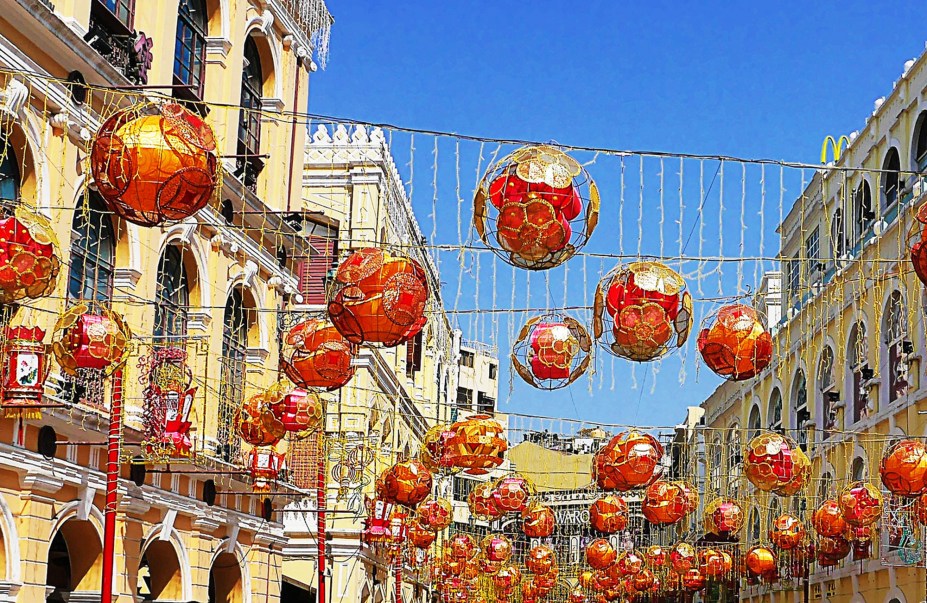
[
  {"x1": 838, "y1": 482, "x2": 883, "y2": 527},
  {"x1": 448, "y1": 534, "x2": 477, "y2": 560},
  {"x1": 328, "y1": 247, "x2": 429, "y2": 347},
  {"x1": 417, "y1": 497, "x2": 453, "y2": 531},
  {"x1": 406, "y1": 519, "x2": 436, "y2": 549},
  {"x1": 363, "y1": 498, "x2": 396, "y2": 544},
  {"x1": 589, "y1": 495, "x2": 629, "y2": 533},
  {"x1": 812, "y1": 499, "x2": 848, "y2": 537},
  {"x1": 616, "y1": 551, "x2": 644, "y2": 576},
  {"x1": 593, "y1": 430, "x2": 663, "y2": 491},
  {"x1": 266, "y1": 382, "x2": 324, "y2": 438},
  {"x1": 525, "y1": 545, "x2": 556, "y2": 575},
  {"x1": 699, "y1": 549, "x2": 732, "y2": 578},
  {"x1": 631, "y1": 568, "x2": 655, "y2": 592},
  {"x1": 909, "y1": 205, "x2": 927, "y2": 287},
  {"x1": 234, "y1": 392, "x2": 285, "y2": 447},
  {"x1": 481, "y1": 534, "x2": 513, "y2": 563},
  {"x1": 670, "y1": 543, "x2": 696, "y2": 573},
  {"x1": 704, "y1": 498, "x2": 745, "y2": 536},
  {"x1": 816, "y1": 535, "x2": 851, "y2": 561},
  {"x1": 467, "y1": 481, "x2": 502, "y2": 521},
  {"x1": 769, "y1": 513, "x2": 806, "y2": 550},
  {"x1": 646, "y1": 546, "x2": 668, "y2": 568},
  {"x1": 492, "y1": 565, "x2": 522, "y2": 595},
  {"x1": 512, "y1": 314, "x2": 592, "y2": 389},
  {"x1": 641, "y1": 481, "x2": 689, "y2": 525},
  {"x1": 743, "y1": 432, "x2": 811, "y2": 495},
  {"x1": 247, "y1": 445, "x2": 286, "y2": 492},
  {"x1": 90, "y1": 102, "x2": 218, "y2": 226},
  {"x1": 51, "y1": 303, "x2": 131, "y2": 376},
  {"x1": 880, "y1": 439, "x2": 927, "y2": 497},
  {"x1": 281, "y1": 318, "x2": 355, "y2": 390},
  {"x1": 697, "y1": 304, "x2": 772, "y2": 380},
  {"x1": 380, "y1": 460, "x2": 433, "y2": 507},
  {"x1": 521, "y1": 502, "x2": 556, "y2": 537},
  {"x1": 139, "y1": 347, "x2": 195, "y2": 458},
  {"x1": 446, "y1": 414, "x2": 508, "y2": 475},
  {"x1": 0, "y1": 205, "x2": 60, "y2": 304},
  {"x1": 682, "y1": 568, "x2": 706, "y2": 592},
  {"x1": 593, "y1": 262, "x2": 693, "y2": 361},
  {"x1": 0, "y1": 326, "x2": 49, "y2": 418},
  {"x1": 585, "y1": 539, "x2": 617, "y2": 570},
  {"x1": 492, "y1": 475, "x2": 533, "y2": 514}
]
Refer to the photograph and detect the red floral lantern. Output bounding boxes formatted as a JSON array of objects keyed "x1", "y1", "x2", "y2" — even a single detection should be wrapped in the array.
[
  {"x1": 420, "y1": 424, "x2": 456, "y2": 472},
  {"x1": 646, "y1": 545, "x2": 668, "y2": 568},
  {"x1": 521, "y1": 502, "x2": 556, "y2": 537},
  {"x1": 879, "y1": 439, "x2": 927, "y2": 497},
  {"x1": 327, "y1": 247, "x2": 429, "y2": 347},
  {"x1": 406, "y1": 519, "x2": 436, "y2": 549},
  {"x1": 769, "y1": 513, "x2": 806, "y2": 550},
  {"x1": 247, "y1": 445, "x2": 286, "y2": 492},
  {"x1": 266, "y1": 381, "x2": 324, "y2": 438},
  {"x1": 744, "y1": 546, "x2": 777, "y2": 579},
  {"x1": 492, "y1": 565, "x2": 522, "y2": 597},
  {"x1": 481, "y1": 534, "x2": 513, "y2": 563},
  {"x1": 812, "y1": 499, "x2": 847, "y2": 537},
  {"x1": 743, "y1": 431, "x2": 811, "y2": 495},
  {"x1": 512, "y1": 314, "x2": 592, "y2": 389},
  {"x1": 379, "y1": 460, "x2": 433, "y2": 507},
  {"x1": 448, "y1": 534, "x2": 477, "y2": 560},
  {"x1": 593, "y1": 430, "x2": 663, "y2": 491},
  {"x1": 492, "y1": 475, "x2": 533, "y2": 514},
  {"x1": 234, "y1": 392, "x2": 285, "y2": 447},
  {"x1": 682, "y1": 568, "x2": 706, "y2": 592},
  {"x1": 281, "y1": 318, "x2": 356, "y2": 391},
  {"x1": 446, "y1": 414, "x2": 508, "y2": 475},
  {"x1": 585, "y1": 539, "x2": 617, "y2": 570},
  {"x1": 90, "y1": 102, "x2": 218, "y2": 226},
  {"x1": 670, "y1": 543, "x2": 696, "y2": 573},
  {"x1": 631, "y1": 568, "x2": 655, "y2": 592},
  {"x1": 697, "y1": 304, "x2": 772, "y2": 380},
  {"x1": 0, "y1": 205, "x2": 60, "y2": 304},
  {"x1": 0, "y1": 326, "x2": 49, "y2": 418},
  {"x1": 589, "y1": 495, "x2": 629, "y2": 533},
  {"x1": 704, "y1": 498, "x2": 745, "y2": 536},
  {"x1": 616, "y1": 551, "x2": 644, "y2": 576},
  {"x1": 417, "y1": 497, "x2": 453, "y2": 531},
  {"x1": 525, "y1": 545, "x2": 556, "y2": 576},
  {"x1": 593, "y1": 262, "x2": 693, "y2": 361},
  {"x1": 139, "y1": 346, "x2": 195, "y2": 458},
  {"x1": 467, "y1": 481, "x2": 502, "y2": 521},
  {"x1": 641, "y1": 481, "x2": 689, "y2": 525},
  {"x1": 909, "y1": 204, "x2": 927, "y2": 287},
  {"x1": 51, "y1": 303, "x2": 131, "y2": 376},
  {"x1": 473, "y1": 144, "x2": 599, "y2": 270},
  {"x1": 838, "y1": 482, "x2": 883, "y2": 527}
]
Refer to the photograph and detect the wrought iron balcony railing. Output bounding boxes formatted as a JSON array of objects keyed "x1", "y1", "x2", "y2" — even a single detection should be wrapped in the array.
[{"x1": 274, "y1": 0, "x2": 333, "y2": 67}]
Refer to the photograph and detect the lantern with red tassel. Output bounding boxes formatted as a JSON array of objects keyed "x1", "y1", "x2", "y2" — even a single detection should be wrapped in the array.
[
  {"x1": 247, "y1": 444, "x2": 286, "y2": 492},
  {"x1": 0, "y1": 325, "x2": 50, "y2": 418}
]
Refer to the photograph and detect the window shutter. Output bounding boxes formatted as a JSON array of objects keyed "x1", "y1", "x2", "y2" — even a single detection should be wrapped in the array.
[{"x1": 299, "y1": 236, "x2": 335, "y2": 305}]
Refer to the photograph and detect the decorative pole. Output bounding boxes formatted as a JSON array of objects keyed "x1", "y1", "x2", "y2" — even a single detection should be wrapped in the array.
[
  {"x1": 317, "y1": 432, "x2": 327, "y2": 603},
  {"x1": 101, "y1": 367, "x2": 124, "y2": 602},
  {"x1": 394, "y1": 554, "x2": 402, "y2": 603}
]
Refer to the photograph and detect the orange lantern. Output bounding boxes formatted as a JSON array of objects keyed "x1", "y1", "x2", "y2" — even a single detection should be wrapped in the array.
[
  {"x1": 327, "y1": 247, "x2": 429, "y2": 347},
  {"x1": 532, "y1": 567, "x2": 559, "y2": 595},
  {"x1": 90, "y1": 102, "x2": 218, "y2": 226},
  {"x1": 420, "y1": 424, "x2": 455, "y2": 472},
  {"x1": 525, "y1": 545, "x2": 556, "y2": 576},
  {"x1": 512, "y1": 314, "x2": 592, "y2": 389},
  {"x1": 234, "y1": 392, "x2": 285, "y2": 447},
  {"x1": 589, "y1": 495, "x2": 629, "y2": 533},
  {"x1": 448, "y1": 534, "x2": 477, "y2": 560},
  {"x1": 593, "y1": 262, "x2": 693, "y2": 361},
  {"x1": 646, "y1": 545, "x2": 668, "y2": 568},
  {"x1": 744, "y1": 546, "x2": 778, "y2": 578},
  {"x1": 838, "y1": 482, "x2": 884, "y2": 527},
  {"x1": 696, "y1": 304, "x2": 772, "y2": 380},
  {"x1": 520, "y1": 580, "x2": 539, "y2": 602},
  {"x1": 616, "y1": 551, "x2": 644, "y2": 576},
  {"x1": 265, "y1": 381, "x2": 324, "y2": 438},
  {"x1": 473, "y1": 144, "x2": 599, "y2": 270},
  {"x1": 670, "y1": 543, "x2": 696, "y2": 573},
  {"x1": 522, "y1": 502, "x2": 556, "y2": 537},
  {"x1": 418, "y1": 497, "x2": 453, "y2": 531},
  {"x1": 446, "y1": 414, "x2": 508, "y2": 475},
  {"x1": 51, "y1": 303, "x2": 131, "y2": 377},
  {"x1": 743, "y1": 431, "x2": 811, "y2": 495},
  {"x1": 407, "y1": 519, "x2": 437, "y2": 549},
  {"x1": 0, "y1": 205, "x2": 60, "y2": 304},
  {"x1": 586, "y1": 539, "x2": 617, "y2": 570},
  {"x1": 817, "y1": 535, "x2": 851, "y2": 561},
  {"x1": 769, "y1": 513, "x2": 806, "y2": 550},
  {"x1": 700, "y1": 549, "x2": 732, "y2": 578},
  {"x1": 631, "y1": 568, "x2": 655, "y2": 592},
  {"x1": 704, "y1": 498, "x2": 745, "y2": 536},
  {"x1": 641, "y1": 480, "x2": 689, "y2": 525},
  {"x1": 812, "y1": 499, "x2": 848, "y2": 537},
  {"x1": 682, "y1": 568, "x2": 706, "y2": 592},
  {"x1": 380, "y1": 460, "x2": 433, "y2": 507},
  {"x1": 492, "y1": 475, "x2": 534, "y2": 513},
  {"x1": 492, "y1": 565, "x2": 522, "y2": 593},
  {"x1": 481, "y1": 534, "x2": 513, "y2": 563},
  {"x1": 593, "y1": 430, "x2": 663, "y2": 491},
  {"x1": 879, "y1": 439, "x2": 927, "y2": 497},
  {"x1": 467, "y1": 481, "x2": 502, "y2": 521},
  {"x1": 479, "y1": 557, "x2": 502, "y2": 575},
  {"x1": 281, "y1": 318, "x2": 356, "y2": 391}
]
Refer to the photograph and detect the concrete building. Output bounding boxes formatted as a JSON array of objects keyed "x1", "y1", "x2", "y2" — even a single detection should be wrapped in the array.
[{"x1": 455, "y1": 339, "x2": 499, "y2": 419}]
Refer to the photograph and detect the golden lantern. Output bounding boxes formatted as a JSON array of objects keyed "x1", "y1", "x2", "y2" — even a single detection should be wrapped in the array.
[
  {"x1": 879, "y1": 439, "x2": 927, "y2": 497},
  {"x1": 589, "y1": 494, "x2": 629, "y2": 533},
  {"x1": 525, "y1": 544, "x2": 556, "y2": 576},
  {"x1": 448, "y1": 534, "x2": 478, "y2": 560},
  {"x1": 0, "y1": 205, "x2": 60, "y2": 304},
  {"x1": 521, "y1": 502, "x2": 556, "y2": 537},
  {"x1": 281, "y1": 318, "x2": 356, "y2": 391},
  {"x1": 446, "y1": 414, "x2": 508, "y2": 475},
  {"x1": 744, "y1": 546, "x2": 777, "y2": 579},
  {"x1": 420, "y1": 424, "x2": 455, "y2": 473},
  {"x1": 769, "y1": 513, "x2": 806, "y2": 550},
  {"x1": 696, "y1": 304, "x2": 772, "y2": 381},
  {"x1": 593, "y1": 430, "x2": 663, "y2": 491},
  {"x1": 699, "y1": 549, "x2": 732, "y2": 579},
  {"x1": 641, "y1": 480, "x2": 689, "y2": 525},
  {"x1": 593, "y1": 262, "x2": 693, "y2": 362},
  {"x1": 645, "y1": 545, "x2": 668, "y2": 568},
  {"x1": 812, "y1": 499, "x2": 847, "y2": 537},
  {"x1": 743, "y1": 431, "x2": 811, "y2": 495},
  {"x1": 491, "y1": 475, "x2": 534, "y2": 514},
  {"x1": 704, "y1": 498, "x2": 745, "y2": 536},
  {"x1": 511, "y1": 314, "x2": 592, "y2": 390},
  {"x1": 467, "y1": 481, "x2": 502, "y2": 521},
  {"x1": 838, "y1": 481, "x2": 884, "y2": 527},
  {"x1": 417, "y1": 497, "x2": 453, "y2": 531},
  {"x1": 327, "y1": 247, "x2": 429, "y2": 347},
  {"x1": 379, "y1": 460, "x2": 433, "y2": 507},
  {"x1": 51, "y1": 303, "x2": 131, "y2": 377},
  {"x1": 481, "y1": 534, "x2": 513, "y2": 563},
  {"x1": 265, "y1": 381, "x2": 324, "y2": 438},
  {"x1": 616, "y1": 551, "x2": 644, "y2": 576},
  {"x1": 90, "y1": 102, "x2": 218, "y2": 226}
]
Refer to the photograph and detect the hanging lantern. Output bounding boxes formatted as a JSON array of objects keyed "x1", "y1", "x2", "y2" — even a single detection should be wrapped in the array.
[
  {"x1": 281, "y1": 317, "x2": 356, "y2": 391},
  {"x1": 481, "y1": 534, "x2": 513, "y2": 563},
  {"x1": 848, "y1": 525, "x2": 874, "y2": 560},
  {"x1": 0, "y1": 205, "x2": 60, "y2": 304},
  {"x1": 234, "y1": 392, "x2": 285, "y2": 447},
  {"x1": 812, "y1": 499, "x2": 848, "y2": 537},
  {"x1": 479, "y1": 557, "x2": 502, "y2": 575},
  {"x1": 744, "y1": 546, "x2": 778, "y2": 579},
  {"x1": 646, "y1": 545, "x2": 668, "y2": 568},
  {"x1": 681, "y1": 568, "x2": 706, "y2": 592},
  {"x1": 0, "y1": 326, "x2": 49, "y2": 418},
  {"x1": 697, "y1": 304, "x2": 772, "y2": 380},
  {"x1": 492, "y1": 565, "x2": 522, "y2": 595},
  {"x1": 699, "y1": 549, "x2": 732, "y2": 579},
  {"x1": 473, "y1": 144, "x2": 599, "y2": 270},
  {"x1": 593, "y1": 430, "x2": 663, "y2": 491},
  {"x1": 491, "y1": 475, "x2": 534, "y2": 514},
  {"x1": 641, "y1": 481, "x2": 689, "y2": 525},
  {"x1": 139, "y1": 346, "x2": 195, "y2": 458},
  {"x1": 589, "y1": 494, "x2": 629, "y2": 533},
  {"x1": 838, "y1": 481, "x2": 884, "y2": 527},
  {"x1": 670, "y1": 543, "x2": 696, "y2": 573},
  {"x1": 585, "y1": 539, "x2": 617, "y2": 570},
  {"x1": 816, "y1": 535, "x2": 851, "y2": 561},
  {"x1": 568, "y1": 587, "x2": 587, "y2": 603},
  {"x1": 417, "y1": 497, "x2": 453, "y2": 531},
  {"x1": 363, "y1": 498, "x2": 396, "y2": 544},
  {"x1": 879, "y1": 439, "x2": 927, "y2": 497},
  {"x1": 406, "y1": 519, "x2": 436, "y2": 549},
  {"x1": 704, "y1": 498, "x2": 745, "y2": 536},
  {"x1": 446, "y1": 414, "x2": 508, "y2": 475},
  {"x1": 247, "y1": 444, "x2": 286, "y2": 492},
  {"x1": 265, "y1": 381, "x2": 324, "y2": 438},
  {"x1": 525, "y1": 545, "x2": 556, "y2": 576},
  {"x1": 327, "y1": 247, "x2": 429, "y2": 347},
  {"x1": 379, "y1": 460, "x2": 433, "y2": 507},
  {"x1": 467, "y1": 481, "x2": 502, "y2": 521},
  {"x1": 593, "y1": 262, "x2": 693, "y2": 362},
  {"x1": 769, "y1": 513, "x2": 806, "y2": 550},
  {"x1": 909, "y1": 205, "x2": 927, "y2": 287},
  {"x1": 51, "y1": 303, "x2": 131, "y2": 376},
  {"x1": 521, "y1": 502, "x2": 556, "y2": 537},
  {"x1": 743, "y1": 431, "x2": 811, "y2": 495},
  {"x1": 448, "y1": 534, "x2": 478, "y2": 560},
  {"x1": 421, "y1": 424, "x2": 456, "y2": 472},
  {"x1": 90, "y1": 102, "x2": 218, "y2": 227},
  {"x1": 631, "y1": 568, "x2": 655, "y2": 592},
  {"x1": 616, "y1": 551, "x2": 644, "y2": 576},
  {"x1": 532, "y1": 570, "x2": 558, "y2": 597},
  {"x1": 520, "y1": 580, "x2": 539, "y2": 603},
  {"x1": 511, "y1": 314, "x2": 592, "y2": 389},
  {"x1": 678, "y1": 480, "x2": 700, "y2": 513}
]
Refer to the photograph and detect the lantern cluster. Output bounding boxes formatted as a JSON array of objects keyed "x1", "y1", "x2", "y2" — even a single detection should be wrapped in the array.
[
  {"x1": 473, "y1": 145, "x2": 599, "y2": 270},
  {"x1": 511, "y1": 313, "x2": 592, "y2": 390},
  {"x1": 280, "y1": 317, "x2": 356, "y2": 391},
  {"x1": 697, "y1": 304, "x2": 772, "y2": 381}
]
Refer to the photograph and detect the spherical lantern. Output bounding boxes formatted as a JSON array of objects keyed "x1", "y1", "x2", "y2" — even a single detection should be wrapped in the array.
[
  {"x1": 532, "y1": 569, "x2": 559, "y2": 595},
  {"x1": 700, "y1": 549, "x2": 733, "y2": 579},
  {"x1": 677, "y1": 481, "x2": 700, "y2": 513},
  {"x1": 670, "y1": 543, "x2": 696, "y2": 573},
  {"x1": 586, "y1": 539, "x2": 617, "y2": 570},
  {"x1": 641, "y1": 481, "x2": 689, "y2": 525},
  {"x1": 420, "y1": 424, "x2": 455, "y2": 473},
  {"x1": 481, "y1": 534, "x2": 513, "y2": 563},
  {"x1": 816, "y1": 535, "x2": 851, "y2": 561},
  {"x1": 593, "y1": 262, "x2": 693, "y2": 362},
  {"x1": 446, "y1": 414, "x2": 508, "y2": 475},
  {"x1": 769, "y1": 513, "x2": 806, "y2": 550},
  {"x1": 473, "y1": 144, "x2": 599, "y2": 270},
  {"x1": 616, "y1": 551, "x2": 644, "y2": 576},
  {"x1": 704, "y1": 498, "x2": 745, "y2": 536},
  {"x1": 525, "y1": 545, "x2": 556, "y2": 576},
  {"x1": 744, "y1": 546, "x2": 778, "y2": 578},
  {"x1": 479, "y1": 557, "x2": 502, "y2": 575},
  {"x1": 492, "y1": 565, "x2": 522, "y2": 594},
  {"x1": 593, "y1": 430, "x2": 663, "y2": 491},
  {"x1": 589, "y1": 495, "x2": 629, "y2": 533},
  {"x1": 696, "y1": 304, "x2": 772, "y2": 380},
  {"x1": 51, "y1": 303, "x2": 131, "y2": 377},
  {"x1": 910, "y1": 207, "x2": 927, "y2": 287},
  {"x1": 0, "y1": 205, "x2": 60, "y2": 304},
  {"x1": 492, "y1": 475, "x2": 534, "y2": 514},
  {"x1": 838, "y1": 481, "x2": 884, "y2": 527},
  {"x1": 407, "y1": 519, "x2": 437, "y2": 549},
  {"x1": 380, "y1": 460, "x2": 433, "y2": 507},
  {"x1": 743, "y1": 431, "x2": 811, "y2": 495},
  {"x1": 281, "y1": 318, "x2": 356, "y2": 391},
  {"x1": 682, "y1": 569, "x2": 706, "y2": 592},
  {"x1": 512, "y1": 314, "x2": 592, "y2": 389},
  {"x1": 417, "y1": 497, "x2": 453, "y2": 531},
  {"x1": 812, "y1": 499, "x2": 847, "y2": 537},
  {"x1": 90, "y1": 102, "x2": 218, "y2": 226},
  {"x1": 234, "y1": 392, "x2": 285, "y2": 447},
  {"x1": 265, "y1": 381, "x2": 324, "y2": 438},
  {"x1": 522, "y1": 502, "x2": 556, "y2": 537},
  {"x1": 646, "y1": 546, "x2": 668, "y2": 568},
  {"x1": 879, "y1": 439, "x2": 927, "y2": 497},
  {"x1": 631, "y1": 568, "x2": 655, "y2": 592},
  {"x1": 467, "y1": 481, "x2": 502, "y2": 521},
  {"x1": 327, "y1": 247, "x2": 429, "y2": 347},
  {"x1": 448, "y1": 534, "x2": 477, "y2": 560}
]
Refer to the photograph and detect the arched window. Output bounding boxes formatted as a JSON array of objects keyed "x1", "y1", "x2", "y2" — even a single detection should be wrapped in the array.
[
  {"x1": 67, "y1": 193, "x2": 115, "y2": 304},
  {"x1": 819, "y1": 472, "x2": 832, "y2": 500},
  {"x1": 818, "y1": 346, "x2": 836, "y2": 435},
  {"x1": 853, "y1": 181, "x2": 874, "y2": 242},
  {"x1": 914, "y1": 111, "x2": 927, "y2": 172},
  {"x1": 153, "y1": 246, "x2": 189, "y2": 341},
  {"x1": 218, "y1": 287, "x2": 250, "y2": 461},
  {"x1": 747, "y1": 404, "x2": 761, "y2": 441},
  {"x1": 727, "y1": 426, "x2": 742, "y2": 498},
  {"x1": 237, "y1": 36, "x2": 264, "y2": 188},
  {"x1": 0, "y1": 134, "x2": 20, "y2": 212},
  {"x1": 830, "y1": 208, "x2": 846, "y2": 260},
  {"x1": 173, "y1": 0, "x2": 207, "y2": 99},
  {"x1": 883, "y1": 291, "x2": 909, "y2": 404},
  {"x1": 768, "y1": 388, "x2": 783, "y2": 432},
  {"x1": 848, "y1": 322, "x2": 869, "y2": 423},
  {"x1": 851, "y1": 456, "x2": 866, "y2": 481},
  {"x1": 882, "y1": 147, "x2": 901, "y2": 209},
  {"x1": 747, "y1": 508, "x2": 761, "y2": 541},
  {"x1": 791, "y1": 370, "x2": 808, "y2": 445}
]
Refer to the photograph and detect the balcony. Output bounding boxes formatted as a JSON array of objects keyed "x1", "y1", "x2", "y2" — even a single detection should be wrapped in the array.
[
  {"x1": 273, "y1": 0, "x2": 333, "y2": 65},
  {"x1": 83, "y1": 1, "x2": 153, "y2": 84}
]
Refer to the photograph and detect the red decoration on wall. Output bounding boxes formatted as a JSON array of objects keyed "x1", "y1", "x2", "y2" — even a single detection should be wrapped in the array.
[
  {"x1": 139, "y1": 346, "x2": 195, "y2": 458},
  {"x1": 0, "y1": 326, "x2": 48, "y2": 418}
]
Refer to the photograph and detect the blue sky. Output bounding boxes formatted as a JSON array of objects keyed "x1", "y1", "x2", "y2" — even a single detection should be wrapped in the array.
[{"x1": 307, "y1": 1, "x2": 927, "y2": 429}]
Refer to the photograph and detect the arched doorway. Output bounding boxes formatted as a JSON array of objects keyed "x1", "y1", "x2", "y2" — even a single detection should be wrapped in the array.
[
  {"x1": 137, "y1": 540, "x2": 184, "y2": 601},
  {"x1": 208, "y1": 552, "x2": 243, "y2": 603},
  {"x1": 45, "y1": 518, "x2": 103, "y2": 602}
]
